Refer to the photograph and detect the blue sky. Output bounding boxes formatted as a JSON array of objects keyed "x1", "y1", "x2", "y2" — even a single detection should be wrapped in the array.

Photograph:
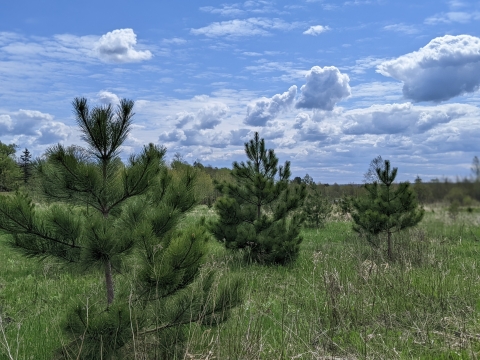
[{"x1": 1, "y1": 0, "x2": 480, "y2": 183}]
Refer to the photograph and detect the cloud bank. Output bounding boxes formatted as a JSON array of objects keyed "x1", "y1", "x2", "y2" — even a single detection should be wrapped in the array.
[{"x1": 377, "y1": 35, "x2": 480, "y2": 102}]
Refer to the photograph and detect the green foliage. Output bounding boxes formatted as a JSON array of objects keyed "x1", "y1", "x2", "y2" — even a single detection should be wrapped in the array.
[
  {"x1": 0, "y1": 98, "x2": 242, "y2": 358},
  {"x1": 413, "y1": 176, "x2": 433, "y2": 204},
  {"x1": 171, "y1": 159, "x2": 215, "y2": 205},
  {"x1": 339, "y1": 194, "x2": 354, "y2": 215},
  {"x1": 303, "y1": 183, "x2": 332, "y2": 228},
  {"x1": 352, "y1": 159, "x2": 424, "y2": 260},
  {"x1": 58, "y1": 301, "x2": 135, "y2": 360},
  {"x1": 210, "y1": 132, "x2": 306, "y2": 265},
  {"x1": 0, "y1": 141, "x2": 21, "y2": 192},
  {"x1": 448, "y1": 200, "x2": 460, "y2": 219}
]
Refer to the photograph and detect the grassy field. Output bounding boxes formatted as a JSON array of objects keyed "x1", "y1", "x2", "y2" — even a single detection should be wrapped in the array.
[{"x1": 1, "y1": 205, "x2": 480, "y2": 359}]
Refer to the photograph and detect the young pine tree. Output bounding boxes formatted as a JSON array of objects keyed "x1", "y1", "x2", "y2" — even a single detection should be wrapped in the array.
[
  {"x1": 0, "y1": 98, "x2": 241, "y2": 359},
  {"x1": 352, "y1": 159, "x2": 424, "y2": 261},
  {"x1": 303, "y1": 182, "x2": 332, "y2": 229},
  {"x1": 19, "y1": 147, "x2": 32, "y2": 184},
  {"x1": 210, "y1": 132, "x2": 306, "y2": 265}
]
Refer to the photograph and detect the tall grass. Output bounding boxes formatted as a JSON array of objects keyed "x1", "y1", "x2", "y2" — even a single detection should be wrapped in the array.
[{"x1": 1, "y1": 206, "x2": 480, "y2": 359}]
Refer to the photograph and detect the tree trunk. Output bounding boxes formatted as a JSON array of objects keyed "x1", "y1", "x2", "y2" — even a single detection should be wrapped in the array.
[
  {"x1": 387, "y1": 231, "x2": 393, "y2": 261},
  {"x1": 257, "y1": 204, "x2": 261, "y2": 219},
  {"x1": 105, "y1": 260, "x2": 114, "y2": 305}
]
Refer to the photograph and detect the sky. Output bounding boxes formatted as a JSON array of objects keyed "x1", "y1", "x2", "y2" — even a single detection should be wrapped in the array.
[{"x1": 1, "y1": 0, "x2": 480, "y2": 184}]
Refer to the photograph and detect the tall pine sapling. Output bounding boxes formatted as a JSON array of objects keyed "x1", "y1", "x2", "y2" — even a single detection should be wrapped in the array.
[
  {"x1": 303, "y1": 181, "x2": 332, "y2": 229},
  {"x1": 19, "y1": 148, "x2": 32, "y2": 184},
  {"x1": 0, "y1": 98, "x2": 242, "y2": 359},
  {"x1": 210, "y1": 132, "x2": 306, "y2": 264},
  {"x1": 352, "y1": 159, "x2": 424, "y2": 261}
]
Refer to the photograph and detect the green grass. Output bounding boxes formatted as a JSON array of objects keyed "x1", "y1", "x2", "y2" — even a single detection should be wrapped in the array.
[{"x1": 1, "y1": 206, "x2": 480, "y2": 359}]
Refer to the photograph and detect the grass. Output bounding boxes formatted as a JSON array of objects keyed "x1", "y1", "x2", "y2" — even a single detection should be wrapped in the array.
[{"x1": 1, "y1": 205, "x2": 480, "y2": 359}]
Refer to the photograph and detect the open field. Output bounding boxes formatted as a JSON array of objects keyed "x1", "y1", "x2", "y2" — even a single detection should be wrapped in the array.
[{"x1": 1, "y1": 205, "x2": 480, "y2": 359}]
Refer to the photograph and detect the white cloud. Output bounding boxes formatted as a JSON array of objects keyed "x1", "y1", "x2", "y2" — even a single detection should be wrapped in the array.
[
  {"x1": 159, "y1": 129, "x2": 187, "y2": 143},
  {"x1": 425, "y1": 11, "x2": 480, "y2": 24},
  {"x1": 200, "y1": 4, "x2": 246, "y2": 16},
  {"x1": 295, "y1": 115, "x2": 338, "y2": 142},
  {"x1": 303, "y1": 25, "x2": 330, "y2": 35},
  {"x1": 37, "y1": 121, "x2": 72, "y2": 144},
  {"x1": 296, "y1": 66, "x2": 351, "y2": 110},
  {"x1": 377, "y1": 35, "x2": 480, "y2": 102},
  {"x1": 347, "y1": 56, "x2": 388, "y2": 75},
  {"x1": 97, "y1": 91, "x2": 120, "y2": 105},
  {"x1": 340, "y1": 102, "x2": 474, "y2": 135},
  {"x1": 262, "y1": 121, "x2": 286, "y2": 139},
  {"x1": 174, "y1": 112, "x2": 195, "y2": 128},
  {"x1": 383, "y1": 23, "x2": 419, "y2": 35},
  {"x1": 190, "y1": 18, "x2": 301, "y2": 38},
  {"x1": 244, "y1": 85, "x2": 297, "y2": 126},
  {"x1": 94, "y1": 29, "x2": 152, "y2": 63},
  {"x1": 230, "y1": 128, "x2": 253, "y2": 145},
  {"x1": 293, "y1": 112, "x2": 311, "y2": 129},
  {"x1": 162, "y1": 38, "x2": 187, "y2": 45},
  {"x1": 0, "y1": 109, "x2": 72, "y2": 145},
  {"x1": 194, "y1": 103, "x2": 229, "y2": 129},
  {"x1": 0, "y1": 115, "x2": 13, "y2": 132}
]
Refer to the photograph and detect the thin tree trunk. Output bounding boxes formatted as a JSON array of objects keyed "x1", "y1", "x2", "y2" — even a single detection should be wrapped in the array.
[
  {"x1": 257, "y1": 204, "x2": 261, "y2": 219},
  {"x1": 105, "y1": 260, "x2": 114, "y2": 305}
]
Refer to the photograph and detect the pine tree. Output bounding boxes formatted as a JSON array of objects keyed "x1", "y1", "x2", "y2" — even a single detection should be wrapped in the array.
[
  {"x1": 210, "y1": 132, "x2": 306, "y2": 265},
  {"x1": 0, "y1": 98, "x2": 241, "y2": 358},
  {"x1": 303, "y1": 182, "x2": 332, "y2": 229},
  {"x1": 352, "y1": 159, "x2": 424, "y2": 261},
  {"x1": 19, "y1": 148, "x2": 32, "y2": 184}
]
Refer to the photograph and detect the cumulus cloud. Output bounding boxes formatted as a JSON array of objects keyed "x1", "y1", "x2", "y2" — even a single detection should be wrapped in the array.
[
  {"x1": 97, "y1": 91, "x2": 120, "y2": 105},
  {"x1": 0, "y1": 109, "x2": 72, "y2": 145},
  {"x1": 37, "y1": 121, "x2": 72, "y2": 144},
  {"x1": 194, "y1": 103, "x2": 229, "y2": 129},
  {"x1": 294, "y1": 115, "x2": 337, "y2": 142},
  {"x1": 296, "y1": 66, "x2": 351, "y2": 110},
  {"x1": 303, "y1": 25, "x2": 330, "y2": 35},
  {"x1": 180, "y1": 129, "x2": 230, "y2": 148},
  {"x1": 159, "y1": 129, "x2": 187, "y2": 143},
  {"x1": 190, "y1": 18, "x2": 300, "y2": 38},
  {"x1": 377, "y1": 35, "x2": 480, "y2": 102},
  {"x1": 262, "y1": 121, "x2": 286, "y2": 139},
  {"x1": 94, "y1": 29, "x2": 152, "y2": 63},
  {"x1": 244, "y1": 85, "x2": 297, "y2": 126},
  {"x1": 230, "y1": 128, "x2": 253, "y2": 145},
  {"x1": 174, "y1": 112, "x2": 195, "y2": 128},
  {"x1": 293, "y1": 112, "x2": 311, "y2": 129},
  {"x1": 0, "y1": 115, "x2": 13, "y2": 132}
]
